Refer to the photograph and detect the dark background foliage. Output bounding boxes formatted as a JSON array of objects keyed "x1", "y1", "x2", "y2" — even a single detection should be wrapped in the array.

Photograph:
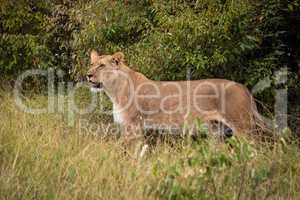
[{"x1": 1, "y1": 0, "x2": 300, "y2": 131}]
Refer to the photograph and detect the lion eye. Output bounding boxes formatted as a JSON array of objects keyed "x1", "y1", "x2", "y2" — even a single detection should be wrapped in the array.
[
  {"x1": 95, "y1": 64, "x2": 105, "y2": 70},
  {"x1": 97, "y1": 64, "x2": 105, "y2": 69}
]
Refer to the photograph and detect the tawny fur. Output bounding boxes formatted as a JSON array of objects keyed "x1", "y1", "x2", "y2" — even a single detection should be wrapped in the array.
[{"x1": 87, "y1": 51, "x2": 262, "y2": 137}]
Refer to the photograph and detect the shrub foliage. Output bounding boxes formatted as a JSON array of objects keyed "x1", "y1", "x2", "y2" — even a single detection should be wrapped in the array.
[{"x1": 1, "y1": 0, "x2": 300, "y2": 128}]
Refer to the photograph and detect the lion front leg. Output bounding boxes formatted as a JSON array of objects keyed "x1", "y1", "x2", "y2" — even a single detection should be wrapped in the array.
[{"x1": 120, "y1": 123, "x2": 148, "y2": 159}]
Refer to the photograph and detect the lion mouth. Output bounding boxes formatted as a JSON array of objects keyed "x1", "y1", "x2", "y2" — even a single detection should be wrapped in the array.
[{"x1": 90, "y1": 81, "x2": 103, "y2": 89}]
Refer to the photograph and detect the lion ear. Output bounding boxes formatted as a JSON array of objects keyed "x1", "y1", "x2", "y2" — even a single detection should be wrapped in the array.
[
  {"x1": 90, "y1": 50, "x2": 99, "y2": 64},
  {"x1": 112, "y1": 52, "x2": 125, "y2": 65}
]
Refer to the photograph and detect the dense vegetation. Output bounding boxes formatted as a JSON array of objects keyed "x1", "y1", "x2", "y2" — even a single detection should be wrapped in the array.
[{"x1": 1, "y1": 0, "x2": 300, "y2": 128}]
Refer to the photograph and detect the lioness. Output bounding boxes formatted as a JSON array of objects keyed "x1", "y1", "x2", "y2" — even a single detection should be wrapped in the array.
[{"x1": 87, "y1": 50, "x2": 265, "y2": 141}]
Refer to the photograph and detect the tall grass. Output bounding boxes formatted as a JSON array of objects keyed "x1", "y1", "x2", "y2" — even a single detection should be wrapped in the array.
[{"x1": 0, "y1": 89, "x2": 300, "y2": 200}]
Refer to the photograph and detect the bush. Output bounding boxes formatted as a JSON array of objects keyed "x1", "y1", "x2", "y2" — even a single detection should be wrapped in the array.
[
  {"x1": 1, "y1": 0, "x2": 300, "y2": 130},
  {"x1": 0, "y1": 0, "x2": 79, "y2": 77}
]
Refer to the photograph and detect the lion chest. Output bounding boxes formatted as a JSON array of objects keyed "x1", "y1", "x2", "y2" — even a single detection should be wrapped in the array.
[{"x1": 112, "y1": 104, "x2": 124, "y2": 124}]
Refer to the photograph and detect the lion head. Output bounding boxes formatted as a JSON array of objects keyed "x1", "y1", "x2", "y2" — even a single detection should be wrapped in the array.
[{"x1": 87, "y1": 50, "x2": 126, "y2": 92}]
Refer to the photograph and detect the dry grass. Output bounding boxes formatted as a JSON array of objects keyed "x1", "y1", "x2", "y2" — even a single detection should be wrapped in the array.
[{"x1": 0, "y1": 89, "x2": 300, "y2": 200}]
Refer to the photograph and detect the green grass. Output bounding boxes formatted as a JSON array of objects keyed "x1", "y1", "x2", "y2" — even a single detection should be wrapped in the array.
[{"x1": 0, "y1": 89, "x2": 300, "y2": 200}]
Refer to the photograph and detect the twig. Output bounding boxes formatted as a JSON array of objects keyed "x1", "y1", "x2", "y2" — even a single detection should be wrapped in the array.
[
  {"x1": 236, "y1": 163, "x2": 247, "y2": 200},
  {"x1": 210, "y1": 173, "x2": 218, "y2": 200}
]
